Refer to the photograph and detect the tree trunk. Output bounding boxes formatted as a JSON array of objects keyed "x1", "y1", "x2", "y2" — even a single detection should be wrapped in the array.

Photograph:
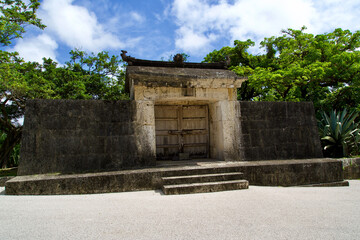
[{"x1": 0, "y1": 129, "x2": 22, "y2": 168}]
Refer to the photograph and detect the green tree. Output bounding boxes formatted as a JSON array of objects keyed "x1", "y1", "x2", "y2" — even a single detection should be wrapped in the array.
[
  {"x1": 0, "y1": 0, "x2": 127, "y2": 168},
  {"x1": 204, "y1": 27, "x2": 360, "y2": 112},
  {"x1": 65, "y1": 49, "x2": 126, "y2": 100}
]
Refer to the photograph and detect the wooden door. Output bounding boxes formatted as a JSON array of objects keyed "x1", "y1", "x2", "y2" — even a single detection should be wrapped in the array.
[{"x1": 155, "y1": 105, "x2": 209, "y2": 160}]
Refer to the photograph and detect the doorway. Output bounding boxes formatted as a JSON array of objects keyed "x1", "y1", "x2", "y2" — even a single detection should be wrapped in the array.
[{"x1": 155, "y1": 105, "x2": 209, "y2": 160}]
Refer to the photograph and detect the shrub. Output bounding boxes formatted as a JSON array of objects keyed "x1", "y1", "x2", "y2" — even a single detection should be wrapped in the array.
[
  {"x1": 318, "y1": 109, "x2": 360, "y2": 157},
  {"x1": 0, "y1": 133, "x2": 20, "y2": 168}
]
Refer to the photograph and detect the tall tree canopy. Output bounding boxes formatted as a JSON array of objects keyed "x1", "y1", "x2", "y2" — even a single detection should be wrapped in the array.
[
  {"x1": 0, "y1": 0, "x2": 45, "y2": 46},
  {"x1": 0, "y1": 0, "x2": 126, "y2": 168},
  {"x1": 204, "y1": 27, "x2": 360, "y2": 112}
]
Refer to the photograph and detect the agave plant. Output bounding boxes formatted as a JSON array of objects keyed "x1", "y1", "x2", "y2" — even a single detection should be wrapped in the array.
[{"x1": 318, "y1": 109, "x2": 360, "y2": 157}]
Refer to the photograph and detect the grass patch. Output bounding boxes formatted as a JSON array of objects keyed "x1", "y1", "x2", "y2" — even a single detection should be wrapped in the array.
[{"x1": 0, "y1": 167, "x2": 18, "y2": 177}]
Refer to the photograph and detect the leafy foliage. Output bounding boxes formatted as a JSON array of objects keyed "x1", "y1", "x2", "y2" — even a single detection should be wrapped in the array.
[
  {"x1": 318, "y1": 109, "x2": 360, "y2": 157},
  {"x1": 204, "y1": 27, "x2": 360, "y2": 112},
  {"x1": 0, "y1": 0, "x2": 45, "y2": 46}
]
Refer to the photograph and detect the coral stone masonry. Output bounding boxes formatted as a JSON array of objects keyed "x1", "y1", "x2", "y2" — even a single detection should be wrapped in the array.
[
  {"x1": 6, "y1": 52, "x2": 338, "y2": 195},
  {"x1": 17, "y1": 53, "x2": 324, "y2": 176}
]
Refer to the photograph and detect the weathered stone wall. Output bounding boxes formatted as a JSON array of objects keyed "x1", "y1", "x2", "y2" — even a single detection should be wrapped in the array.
[
  {"x1": 237, "y1": 101, "x2": 323, "y2": 161},
  {"x1": 18, "y1": 100, "x2": 156, "y2": 176},
  {"x1": 18, "y1": 99, "x2": 324, "y2": 176}
]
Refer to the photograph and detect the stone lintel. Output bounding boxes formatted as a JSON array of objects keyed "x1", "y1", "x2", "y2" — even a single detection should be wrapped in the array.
[{"x1": 127, "y1": 66, "x2": 245, "y2": 89}]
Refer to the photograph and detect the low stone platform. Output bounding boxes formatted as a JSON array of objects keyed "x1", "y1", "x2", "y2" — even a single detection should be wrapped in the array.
[
  {"x1": 342, "y1": 157, "x2": 360, "y2": 179},
  {"x1": 5, "y1": 158, "x2": 345, "y2": 195}
]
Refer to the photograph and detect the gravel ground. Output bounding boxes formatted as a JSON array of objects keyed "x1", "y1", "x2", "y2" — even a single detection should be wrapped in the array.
[{"x1": 1, "y1": 180, "x2": 360, "y2": 240}]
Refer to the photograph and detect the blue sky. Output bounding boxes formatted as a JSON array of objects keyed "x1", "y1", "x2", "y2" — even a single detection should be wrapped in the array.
[{"x1": 8, "y1": 0, "x2": 360, "y2": 64}]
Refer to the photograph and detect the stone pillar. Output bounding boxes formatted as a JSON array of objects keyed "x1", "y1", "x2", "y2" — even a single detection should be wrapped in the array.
[
  {"x1": 209, "y1": 102, "x2": 223, "y2": 160},
  {"x1": 209, "y1": 99, "x2": 242, "y2": 161},
  {"x1": 134, "y1": 100, "x2": 156, "y2": 166},
  {"x1": 219, "y1": 100, "x2": 241, "y2": 161}
]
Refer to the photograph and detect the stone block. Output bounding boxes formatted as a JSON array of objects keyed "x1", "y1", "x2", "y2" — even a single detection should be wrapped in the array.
[
  {"x1": 241, "y1": 134, "x2": 251, "y2": 146},
  {"x1": 250, "y1": 130, "x2": 262, "y2": 147},
  {"x1": 266, "y1": 102, "x2": 287, "y2": 119},
  {"x1": 266, "y1": 118, "x2": 288, "y2": 129},
  {"x1": 240, "y1": 121, "x2": 250, "y2": 134},
  {"x1": 295, "y1": 144, "x2": 308, "y2": 159},
  {"x1": 276, "y1": 144, "x2": 295, "y2": 159}
]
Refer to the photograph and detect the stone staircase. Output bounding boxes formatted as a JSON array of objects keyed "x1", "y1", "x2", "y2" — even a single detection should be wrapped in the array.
[{"x1": 161, "y1": 171, "x2": 249, "y2": 195}]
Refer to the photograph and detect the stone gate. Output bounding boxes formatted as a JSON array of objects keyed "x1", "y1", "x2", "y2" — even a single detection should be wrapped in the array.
[{"x1": 17, "y1": 53, "x2": 323, "y2": 176}]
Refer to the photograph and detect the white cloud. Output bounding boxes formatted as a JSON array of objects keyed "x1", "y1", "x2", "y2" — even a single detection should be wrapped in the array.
[
  {"x1": 123, "y1": 37, "x2": 144, "y2": 49},
  {"x1": 171, "y1": 0, "x2": 360, "y2": 56},
  {"x1": 13, "y1": 34, "x2": 58, "y2": 63},
  {"x1": 175, "y1": 26, "x2": 217, "y2": 54},
  {"x1": 227, "y1": 0, "x2": 314, "y2": 40},
  {"x1": 39, "y1": 0, "x2": 124, "y2": 52},
  {"x1": 309, "y1": 0, "x2": 360, "y2": 33},
  {"x1": 130, "y1": 11, "x2": 145, "y2": 23}
]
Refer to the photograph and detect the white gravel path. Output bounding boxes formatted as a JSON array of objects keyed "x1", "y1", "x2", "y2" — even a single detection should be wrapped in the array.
[{"x1": 1, "y1": 180, "x2": 360, "y2": 240}]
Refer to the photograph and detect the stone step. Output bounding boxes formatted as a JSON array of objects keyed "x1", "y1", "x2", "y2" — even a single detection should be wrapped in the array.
[
  {"x1": 160, "y1": 165, "x2": 244, "y2": 178},
  {"x1": 162, "y1": 172, "x2": 244, "y2": 185},
  {"x1": 162, "y1": 179, "x2": 249, "y2": 195}
]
